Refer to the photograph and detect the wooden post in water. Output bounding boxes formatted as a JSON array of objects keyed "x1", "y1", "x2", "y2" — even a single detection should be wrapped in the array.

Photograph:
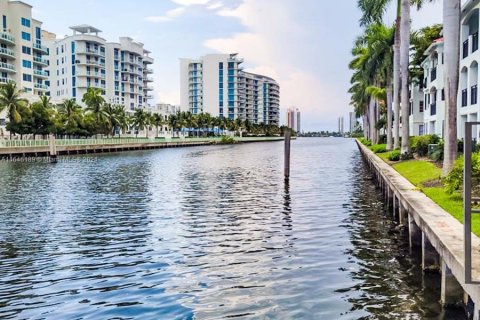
[
  {"x1": 49, "y1": 134, "x2": 57, "y2": 163},
  {"x1": 284, "y1": 130, "x2": 291, "y2": 179}
]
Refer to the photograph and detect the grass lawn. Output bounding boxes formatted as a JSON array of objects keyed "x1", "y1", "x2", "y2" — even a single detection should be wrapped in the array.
[{"x1": 383, "y1": 158, "x2": 480, "y2": 235}]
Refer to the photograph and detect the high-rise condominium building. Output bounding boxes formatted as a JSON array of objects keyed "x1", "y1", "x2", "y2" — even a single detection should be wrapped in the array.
[
  {"x1": 338, "y1": 116, "x2": 344, "y2": 134},
  {"x1": 0, "y1": 0, "x2": 49, "y2": 96},
  {"x1": 286, "y1": 107, "x2": 300, "y2": 132},
  {"x1": 296, "y1": 108, "x2": 301, "y2": 133},
  {"x1": 45, "y1": 25, "x2": 154, "y2": 112},
  {"x1": 180, "y1": 53, "x2": 280, "y2": 125},
  {"x1": 349, "y1": 111, "x2": 357, "y2": 133}
]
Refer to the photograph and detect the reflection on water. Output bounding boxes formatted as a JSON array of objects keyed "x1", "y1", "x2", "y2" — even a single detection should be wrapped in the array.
[{"x1": 0, "y1": 138, "x2": 467, "y2": 319}]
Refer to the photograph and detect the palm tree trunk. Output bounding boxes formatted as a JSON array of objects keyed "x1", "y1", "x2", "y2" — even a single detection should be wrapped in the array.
[
  {"x1": 386, "y1": 75, "x2": 393, "y2": 150},
  {"x1": 400, "y1": 0, "x2": 411, "y2": 154},
  {"x1": 369, "y1": 98, "x2": 376, "y2": 142},
  {"x1": 393, "y1": 2, "x2": 401, "y2": 149},
  {"x1": 442, "y1": 0, "x2": 460, "y2": 175}
]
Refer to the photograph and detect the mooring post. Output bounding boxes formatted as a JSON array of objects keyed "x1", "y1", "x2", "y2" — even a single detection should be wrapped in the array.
[
  {"x1": 284, "y1": 130, "x2": 291, "y2": 179},
  {"x1": 49, "y1": 134, "x2": 57, "y2": 163},
  {"x1": 441, "y1": 260, "x2": 464, "y2": 307}
]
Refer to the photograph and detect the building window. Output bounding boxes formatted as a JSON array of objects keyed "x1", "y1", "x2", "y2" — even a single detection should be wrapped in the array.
[
  {"x1": 22, "y1": 46, "x2": 31, "y2": 55},
  {"x1": 22, "y1": 74, "x2": 32, "y2": 82},
  {"x1": 21, "y1": 18, "x2": 30, "y2": 27},
  {"x1": 35, "y1": 27, "x2": 41, "y2": 39},
  {"x1": 419, "y1": 101, "x2": 424, "y2": 113},
  {"x1": 2, "y1": 15, "x2": 6, "y2": 30},
  {"x1": 22, "y1": 60, "x2": 32, "y2": 68},
  {"x1": 21, "y1": 32, "x2": 31, "y2": 41},
  {"x1": 71, "y1": 41, "x2": 75, "y2": 54}
]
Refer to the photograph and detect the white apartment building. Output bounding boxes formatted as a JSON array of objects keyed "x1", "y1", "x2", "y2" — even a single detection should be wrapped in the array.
[
  {"x1": 409, "y1": 83, "x2": 425, "y2": 136},
  {"x1": 459, "y1": 0, "x2": 480, "y2": 140},
  {"x1": 46, "y1": 25, "x2": 154, "y2": 112},
  {"x1": 421, "y1": 38, "x2": 445, "y2": 138},
  {"x1": 180, "y1": 53, "x2": 280, "y2": 125},
  {"x1": 0, "y1": 0, "x2": 49, "y2": 128}
]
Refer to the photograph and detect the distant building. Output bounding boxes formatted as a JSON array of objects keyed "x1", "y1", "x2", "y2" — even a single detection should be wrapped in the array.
[
  {"x1": 349, "y1": 112, "x2": 356, "y2": 133},
  {"x1": 180, "y1": 53, "x2": 280, "y2": 125},
  {"x1": 296, "y1": 108, "x2": 301, "y2": 133},
  {"x1": 286, "y1": 107, "x2": 300, "y2": 132},
  {"x1": 44, "y1": 25, "x2": 154, "y2": 113},
  {"x1": 338, "y1": 116, "x2": 344, "y2": 134}
]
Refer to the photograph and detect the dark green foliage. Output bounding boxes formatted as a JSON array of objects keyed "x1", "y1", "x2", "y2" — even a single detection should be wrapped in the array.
[
  {"x1": 388, "y1": 150, "x2": 401, "y2": 161},
  {"x1": 370, "y1": 144, "x2": 387, "y2": 153},
  {"x1": 444, "y1": 153, "x2": 480, "y2": 194},
  {"x1": 410, "y1": 135, "x2": 440, "y2": 157}
]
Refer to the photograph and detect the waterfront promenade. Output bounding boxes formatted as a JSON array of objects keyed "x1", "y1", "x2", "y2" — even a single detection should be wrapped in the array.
[{"x1": 0, "y1": 136, "x2": 284, "y2": 158}]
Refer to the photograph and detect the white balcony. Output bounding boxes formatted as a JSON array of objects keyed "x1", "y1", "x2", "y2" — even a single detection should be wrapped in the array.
[
  {"x1": 0, "y1": 62, "x2": 15, "y2": 73},
  {"x1": 0, "y1": 32, "x2": 15, "y2": 45},
  {"x1": 0, "y1": 77, "x2": 14, "y2": 84},
  {"x1": 33, "y1": 57, "x2": 49, "y2": 66},
  {"x1": 34, "y1": 83, "x2": 49, "y2": 90},
  {"x1": 33, "y1": 69, "x2": 49, "y2": 78},
  {"x1": 144, "y1": 68, "x2": 153, "y2": 74},
  {"x1": 0, "y1": 47, "x2": 15, "y2": 59},
  {"x1": 33, "y1": 43, "x2": 48, "y2": 54}
]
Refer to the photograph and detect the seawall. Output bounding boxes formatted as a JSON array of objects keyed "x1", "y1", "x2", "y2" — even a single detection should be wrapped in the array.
[{"x1": 357, "y1": 140, "x2": 480, "y2": 318}]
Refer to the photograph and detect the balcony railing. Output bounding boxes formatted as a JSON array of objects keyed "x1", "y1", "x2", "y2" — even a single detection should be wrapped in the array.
[
  {"x1": 430, "y1": 67, "x2": 437, "y2": 81},
  {"x1": 33, "y1": 57, "x2": 49, "y2": 65},
  {"x1": 472, "y1": 85, "x2": 478, "y2": 105},
  {"x1": 34, "y1": 69, "x2": 49, "y2": 77},
  {"x1": 34, "y1": 83, "x2": 49, "y2": 90},
  {"x1": 0, "y1": 62, "x2": 15, "y2": 72},
  {"x1": 474, "y1": 33, "x2": 479, "y2": 53},
  {"x1": 0, "y1": 47, "x2": 14, "y2": 58},
  {"x1": 463, "y1": 39, "x2": 470, "y2": 59},
  {"x1": 462, "y1": 88, "x2": 468, "y2": 107},
  {"x1": 33, "y1": 42, "x2": 48, "y2": 53},
  {"x1": 0, "y1": 32, "x2": 15, "y2": 44}
]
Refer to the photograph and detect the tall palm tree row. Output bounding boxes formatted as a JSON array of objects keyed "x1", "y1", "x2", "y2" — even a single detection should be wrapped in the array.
[
  {"x1": 0, "y1": 81, "x2": 282, "y2": 139},
  {"x1": 353, "y1": 0, "x2": 461, "y2": 174}
]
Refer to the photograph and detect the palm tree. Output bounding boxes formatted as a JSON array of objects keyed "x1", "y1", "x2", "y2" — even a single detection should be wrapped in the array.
[
  {"x1": 151, "y1": 113, "x2": 165, "y2": 138},
  {"x1": 115, "y1": 105, "x2": 130, "y2": 138},
  {"x1": 399, "y1": 0, "x2": 411, "y2": 154},
  {"x1": 102, "y1": 103, "x2": 120, "y2": 137},
  {"x1": 441, "y1": 0, "x2": 460, "y2": 175},
  {"x1": 82, "y1": 87, "x2": 105, "y2": 132},
  {"x1": 132, "y1": 108, "x2": 150, "y2": 138},
  {"x1": 58, "y1": 99, "x2": 82, "y2": 135},
  {"x1": 0, "y1": 81, "x2": 27, "y2": 130},
  {"x1": 168, "y1": 113, "x2": 177, "y2": 137}
]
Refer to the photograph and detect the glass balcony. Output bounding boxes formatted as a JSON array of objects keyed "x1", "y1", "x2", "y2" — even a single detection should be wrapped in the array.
[
  {"x1": 33, "y1": 42, "x2": 48, "y2": 54},
  {"x1": 0, "y1": 32, "x2": 15, "y2": 45},
  {"x1": 34, "y1": 69, "x2": 49, "y2": 77},
  {"x1": 0, "y1": 47, "x2": 14, "y2": 58},
  {"x1": 34, "y1": 83, "x2": 49, "y2": 90},
  {"x1": 33, "y1": 56, "x2": 49, "y2": 66},
  {"x1": 0, "y1": 62, "x2": 15, "y2": 73}
]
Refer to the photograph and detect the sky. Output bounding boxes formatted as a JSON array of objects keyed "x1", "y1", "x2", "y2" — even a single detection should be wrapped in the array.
[{"x1": 27, "y1": 0, "x2": 444, "y2": 131}]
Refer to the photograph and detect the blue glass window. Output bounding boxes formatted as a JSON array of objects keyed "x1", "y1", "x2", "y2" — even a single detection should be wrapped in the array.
[
  {"x1": 21, "y1": 18, "x2": 30, "y2": 27},
  {"x1": 72, "y1": 88, "x2": 76, "y2": 97},
  {"x1": 22, "y1": 74, "x2": 32, "y2": 82},
  {"x1": 2, "y1": 15, "x2": 6, "y2": 29},
  {"x1": 21, "y1": 32, "x2": 30, "y2": 41},
  {"x1": 71, "y1": 41, "x2": 75, "y2": 53},
  {"x1": 35, "y1": 27, "x2": 40, "y2": 39},
  {"x1": 22, "y1": 60, "x2": 32, "y2": 68},
  {"x1": 22, "y1": 46, "x2": 31, "y2": 55}
]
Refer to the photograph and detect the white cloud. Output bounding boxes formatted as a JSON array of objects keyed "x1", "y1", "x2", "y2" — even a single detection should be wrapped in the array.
[
  {"x1": 207, "y1": 1, "x2": 223, "y2": 10},
  {"x1": 171, "y1": 0, "x2": 210, "y2": 6},
  {"x1": 204, "y1": 0, "x2": 328, "y2": 125},
  {"x1": 145, "y1": 7, "x2": 186, "y2": 23}
]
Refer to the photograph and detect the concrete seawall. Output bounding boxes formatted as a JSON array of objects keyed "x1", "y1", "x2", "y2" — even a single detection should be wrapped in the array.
[
  {"x1": 0, "y1": 137, "x2": 285, "y2": 159},
  {"x1": 357, "y1": 140, "x2": 480, "y2": 318}
]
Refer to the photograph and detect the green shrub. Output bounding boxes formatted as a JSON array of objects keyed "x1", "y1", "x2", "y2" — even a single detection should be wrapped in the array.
[
  {"x1": 220, "y1": 135, "x2": 235, "y2": 144},
  {"x1": 388, "y1": 150, "x2": 401, "y2": 161},
  {"x1": 370, "y1": 144, "x2": 387, "y2": 153},
  {"x1": 444, "y1": 153, "x2": 480, "y2": 194},
  {"x1": 429, "y1": 140, "x2": 444, "y2": 162},
  {"x1": 410, "y1": 135, "x2": 440, "y2": 157}
]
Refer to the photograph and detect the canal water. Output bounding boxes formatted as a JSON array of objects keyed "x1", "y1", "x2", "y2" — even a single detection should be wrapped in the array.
[{"x1": 0, "y1": 138, "x2": 467, "y2": 319}]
